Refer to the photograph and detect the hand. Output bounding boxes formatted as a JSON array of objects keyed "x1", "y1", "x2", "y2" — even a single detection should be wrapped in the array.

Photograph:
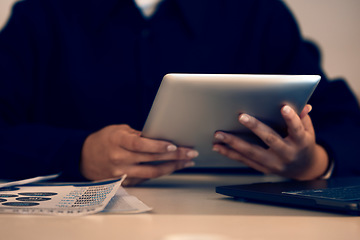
[
  {"x1": 212, "y1": 105, "x2": 329, "y2": 180},
  {"x1": 81, "y1": 124, "x2": 198, "y2": 186}
]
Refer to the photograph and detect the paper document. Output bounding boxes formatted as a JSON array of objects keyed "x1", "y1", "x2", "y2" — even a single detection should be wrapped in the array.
[{"x1": 0, "y1": 175, "x2": 152, "y2": 216}]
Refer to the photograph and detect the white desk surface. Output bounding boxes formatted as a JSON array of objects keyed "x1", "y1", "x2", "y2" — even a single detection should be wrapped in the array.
[{"x1": 1, "y1": 173, "x2": 359, "y2": 240}]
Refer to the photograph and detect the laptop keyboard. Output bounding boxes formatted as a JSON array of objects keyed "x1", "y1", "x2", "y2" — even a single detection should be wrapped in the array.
[{"x1": 283, "y1": 185, "x2": 360, "y2": 201}]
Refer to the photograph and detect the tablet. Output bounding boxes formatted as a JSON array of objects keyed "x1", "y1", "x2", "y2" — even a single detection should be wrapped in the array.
[{"x1": 142, "y1": 74, "x2": 320, "y2": 168}]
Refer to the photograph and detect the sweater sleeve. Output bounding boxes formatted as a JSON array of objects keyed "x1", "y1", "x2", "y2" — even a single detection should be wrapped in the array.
[{"x1": 0, "y1": 0, "x2": 90, "y2": 181}]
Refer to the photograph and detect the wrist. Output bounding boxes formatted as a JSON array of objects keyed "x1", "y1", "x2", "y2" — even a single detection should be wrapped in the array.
[{"x1": 295, "y1": 144, "x2": 330, "y2": 181}]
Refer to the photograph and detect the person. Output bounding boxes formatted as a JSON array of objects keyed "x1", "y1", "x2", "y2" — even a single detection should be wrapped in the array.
[{"x1": 0, "y1": 0, "x2": 359, "y2": 186}]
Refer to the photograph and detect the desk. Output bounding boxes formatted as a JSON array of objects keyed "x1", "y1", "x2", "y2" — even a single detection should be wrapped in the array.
[{"x1": 1, "y1": 173, "x2": 359, "y2": 240}]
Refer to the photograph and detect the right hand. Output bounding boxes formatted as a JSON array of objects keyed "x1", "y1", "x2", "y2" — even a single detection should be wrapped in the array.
[
  {"x1": 212, "y1": 105, "x2": 329, "y2": 181},
  {"x1": 81, "y1": 124, "x2": 198, "y2": 186}
]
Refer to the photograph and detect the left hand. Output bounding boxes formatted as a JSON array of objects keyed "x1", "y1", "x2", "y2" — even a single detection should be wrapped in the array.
[
  {"x1": 81, "y1": 124, "x2": 197, "y2": 187},
  {"x1": 212, "y1": 104, "x2": 329, "y2": 180}
]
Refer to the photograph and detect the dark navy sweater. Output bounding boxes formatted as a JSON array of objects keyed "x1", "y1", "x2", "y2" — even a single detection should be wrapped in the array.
[{"x1": 0, "y1": 0, "x2": 359, "y2": 180}]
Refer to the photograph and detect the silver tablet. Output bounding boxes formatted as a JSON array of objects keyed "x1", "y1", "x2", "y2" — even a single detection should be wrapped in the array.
[{"x1": 142, "y1": 74, "x2": 320, "y2": 168}]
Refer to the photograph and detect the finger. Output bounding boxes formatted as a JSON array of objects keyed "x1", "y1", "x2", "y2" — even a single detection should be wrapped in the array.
[
  {"x1": 214, "y1": 132, "x2": 265, "y2": 160},
  {"x1": 108, "y1": 144, "x2": 199, "y2": 165},
  {"x1": 212, "y1": 143, "x2": 271, "y2": 174},
  {"x1": 117, "y1": 128, "x2": 180, "y2": 153},
  {"x1": 299, "y1": 105, "x2": 315, "y2": 134},
  {"x1": 122, "y1": 160, "x2": 195, "y2": 180},
  {"x1": 299, "y1": 104, "x2": 312, "y2": 119},
  {"x1": 281, "y1": 105, "x2": 307, "y2": 143},
  {"x1": 137, "y1": 147, "x2": 199, "y2": 162},
  {"x1": 238, "y1": 113, "x2": 289, "y2": 153},
  {"x1": 213, "y1": 132, "x2": 284, "y2": 172},
  {"x1": 301, "y1": 113, "x2": 315, "y2": 135}
]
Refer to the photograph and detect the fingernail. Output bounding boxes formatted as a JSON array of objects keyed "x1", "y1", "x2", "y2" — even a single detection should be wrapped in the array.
[
  {"x1": 214, "y1": 133, "x2": 225, "y2": 140},
  {"x1": 282, "y1": 105, "x2": 291, "y2": 114},
  {"x1": 239, "y1": 114, "x2": 250, "y2": 123},
  {"x1": 307, "y1": 105, "x2": 313, "y2": 113},
  {"x1": 167, "y1": 144, "x2": 177, "y2": 152},
  {"x1": 187, "y1": 150, "x2": 199, "y2": 158},
  {"x1": 212, "y1": 146, "x2": 220, "y2": 152},
  {"x1": 184, "y1": 161, "x2": 195, "y2": 168}
]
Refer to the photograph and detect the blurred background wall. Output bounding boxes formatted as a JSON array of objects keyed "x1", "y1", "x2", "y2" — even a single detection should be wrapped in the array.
[
  {"x1": 0, "y1": 0, "x2": 359, "y2": 102},
  {"x1": 284, "y1": 0, "x2": 360, "y2": 103}
]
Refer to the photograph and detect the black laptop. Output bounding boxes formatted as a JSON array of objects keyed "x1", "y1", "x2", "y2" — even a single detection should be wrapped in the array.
[{"x1": 216, "y1": 177, "x2": 360, "y2": 215}]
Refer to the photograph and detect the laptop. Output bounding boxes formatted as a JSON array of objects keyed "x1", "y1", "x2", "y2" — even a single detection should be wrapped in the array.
[
  {"x1": 142, "y1": 73, "x2": 320, "y2": 168},
  {"x1": 216, "y1": 177, "x2": 360, "y2": 215}
]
